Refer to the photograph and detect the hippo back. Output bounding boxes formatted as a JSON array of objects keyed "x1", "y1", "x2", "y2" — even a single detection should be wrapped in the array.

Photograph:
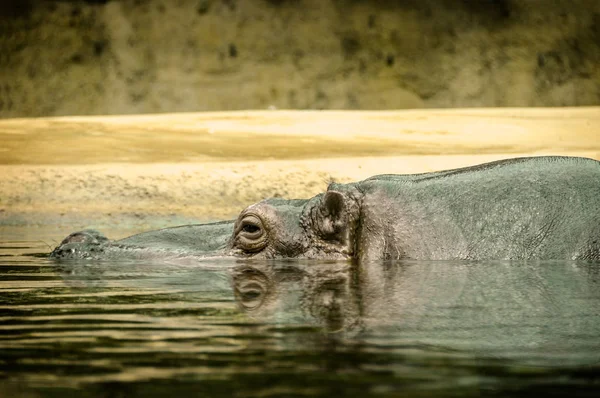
[{"x1": 353, "y1": 156, "x2": 600, "y2": 260}]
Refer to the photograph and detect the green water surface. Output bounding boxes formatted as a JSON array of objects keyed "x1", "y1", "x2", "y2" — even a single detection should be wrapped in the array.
[{"x1": 1, "y1": 231, "x2": 599, "y2": 397}]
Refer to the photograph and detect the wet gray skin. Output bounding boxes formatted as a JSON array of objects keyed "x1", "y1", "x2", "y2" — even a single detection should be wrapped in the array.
[
  {"x1": 50, "y1": 156, "x2": 600, "y2": 261},
  {"x1": 50, "y1": 220, "x2": 236, "y2": 260}
]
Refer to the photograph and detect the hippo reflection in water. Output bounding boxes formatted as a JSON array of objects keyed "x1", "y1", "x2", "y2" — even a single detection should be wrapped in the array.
[
  {"x1": 51, "y1": 156, "x2": 600, "y2": 261},
  {"x1": 231, "y1": 261, "x2": 600, "y2": 355}
]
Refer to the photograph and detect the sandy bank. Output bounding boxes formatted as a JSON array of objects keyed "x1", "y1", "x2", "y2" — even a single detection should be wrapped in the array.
[{"x1": 1, "y1": 108, "x2": 599, "y2": 238}]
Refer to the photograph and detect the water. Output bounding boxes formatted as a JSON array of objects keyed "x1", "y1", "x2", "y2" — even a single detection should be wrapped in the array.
[{"x1": 1, "y1": 233, "x2": 600, "y2": 397}]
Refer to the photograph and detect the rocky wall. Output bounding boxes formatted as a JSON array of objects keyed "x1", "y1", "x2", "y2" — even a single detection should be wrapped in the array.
[{"x1": 1, "y1": 0, "x2": 599, "y2": 117}]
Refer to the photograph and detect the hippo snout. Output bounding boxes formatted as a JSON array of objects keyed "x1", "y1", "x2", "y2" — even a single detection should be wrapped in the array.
[{"x1": 51, "y1": 229, "x2": 109, "y2": 259}]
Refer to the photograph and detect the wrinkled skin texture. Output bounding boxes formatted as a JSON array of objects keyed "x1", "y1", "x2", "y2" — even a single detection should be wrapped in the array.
[{"x1": 51, "y1": 156, "x2": 600, "y2": 261}]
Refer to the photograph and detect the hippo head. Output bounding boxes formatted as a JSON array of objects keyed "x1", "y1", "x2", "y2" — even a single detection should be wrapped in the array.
[
  {"x1": 229, "y1": 185, "x2": 362, "y2": 260},
  {"x1": 50, "y1": 184, "x2": 365, "y2": 261}
]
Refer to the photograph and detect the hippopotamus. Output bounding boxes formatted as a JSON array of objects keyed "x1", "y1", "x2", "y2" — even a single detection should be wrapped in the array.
[{"x1": 50, "y1": 156, "x2": 600, "y2": 261}]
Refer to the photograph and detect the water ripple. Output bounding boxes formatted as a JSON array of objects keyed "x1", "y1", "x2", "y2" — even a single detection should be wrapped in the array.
[{"x1": 1, "y1": 241, "x2": 600, "y2": 397}]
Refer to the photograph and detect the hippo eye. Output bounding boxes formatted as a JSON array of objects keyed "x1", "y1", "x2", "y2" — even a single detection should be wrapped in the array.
[
  {"x1": 235, "y1": 214, "x2": 268, "y2": 253},
  {"x1": 242, "y1": 223, "x2": 260, "y2": 234}
]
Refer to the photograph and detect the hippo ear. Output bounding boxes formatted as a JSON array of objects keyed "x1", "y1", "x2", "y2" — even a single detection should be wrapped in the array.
[{"x1": 315, "y1": 191, "x2": 348, "y2": 240}]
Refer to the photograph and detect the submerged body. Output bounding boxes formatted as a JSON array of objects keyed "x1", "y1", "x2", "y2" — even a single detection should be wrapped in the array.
[{"x1": 51, "y1": 156, "x2": 600, "y2": 261}]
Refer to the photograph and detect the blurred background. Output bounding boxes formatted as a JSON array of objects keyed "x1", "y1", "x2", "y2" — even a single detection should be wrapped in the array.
[
  {"x1": 1, "y1": 0, "x2": 599, "y2": 118},
  {"x1": 1, "y1": 0, "x2": 599, "y2": 235}
]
